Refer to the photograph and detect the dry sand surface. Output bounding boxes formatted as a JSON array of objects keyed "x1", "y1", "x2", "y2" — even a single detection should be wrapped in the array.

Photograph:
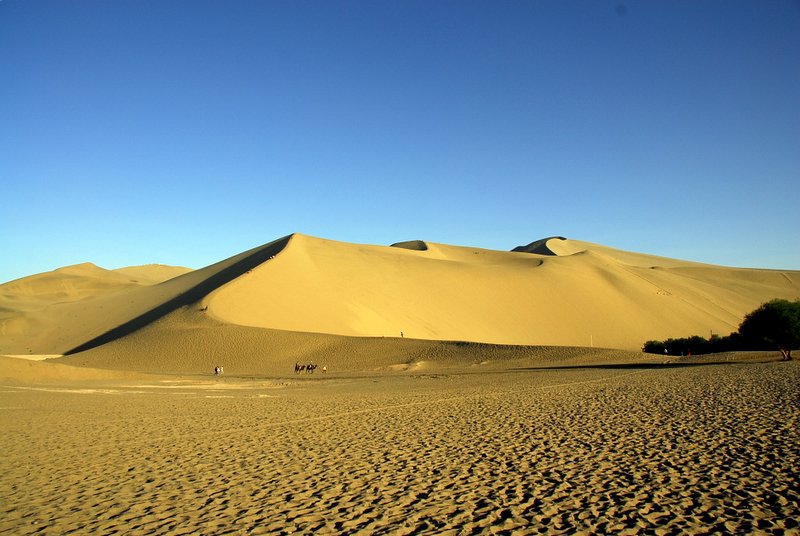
[
  {"x1": 2, "y1": 234, "x2": 798, "y2": 534},
  {"x1": 203, "y1": 234, "x2": 800, "y2": 350},
  {"x1": 1, "y1": 357, "x2": 798, "y2": 535},
  {"x1": 2, "y1": 234, "x2": 799, "y2": 356}
]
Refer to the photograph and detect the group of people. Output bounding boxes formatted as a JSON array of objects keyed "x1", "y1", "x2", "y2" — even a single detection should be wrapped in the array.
[
  {"x1": 212, "y1": 363, "x2": 329, "y2": 376},
  {"x1": 294, "y1": 362, "x2": 326, "y2": 374}
]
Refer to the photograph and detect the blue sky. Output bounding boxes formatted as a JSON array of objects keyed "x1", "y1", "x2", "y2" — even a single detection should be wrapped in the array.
[{"x1": 2, "y1": 0, "x2": 799, "y2": 283}]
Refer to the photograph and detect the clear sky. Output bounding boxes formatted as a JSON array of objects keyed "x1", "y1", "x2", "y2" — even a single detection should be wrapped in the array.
[{"x1": 2, "y1": 0, "x2": 799, "y2": 283}]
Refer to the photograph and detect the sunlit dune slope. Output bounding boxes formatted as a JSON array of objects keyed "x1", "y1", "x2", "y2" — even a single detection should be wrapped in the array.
[{"x1": 205, "y1": 234, "x2": 800, "y2": 350}]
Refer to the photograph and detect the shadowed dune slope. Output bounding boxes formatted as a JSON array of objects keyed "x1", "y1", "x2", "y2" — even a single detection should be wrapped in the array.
[
  {"x1": 390, "y1": 240, "x2": 429, "y2": 251},
  {"x1": 205, "y1": 234, "x2": 800, "y2": 350},
  {"x1": 511, "y1": 236, "x2": 567, "y2": 255}
]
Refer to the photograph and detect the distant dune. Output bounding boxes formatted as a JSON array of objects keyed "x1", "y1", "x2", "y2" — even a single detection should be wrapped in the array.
[{"x1": 1, "y1": 233, "x2": 798, "y2": 374}]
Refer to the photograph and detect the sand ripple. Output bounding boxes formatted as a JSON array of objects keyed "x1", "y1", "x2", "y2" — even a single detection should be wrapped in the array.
[{"x1": 1, "y1": 362, "x2": 798, "y2": 534}]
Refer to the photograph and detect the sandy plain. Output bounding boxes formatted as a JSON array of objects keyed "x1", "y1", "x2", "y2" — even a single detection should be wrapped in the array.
[{"x1": 1, "y1": 356, "x2": 798, "y2": 535}]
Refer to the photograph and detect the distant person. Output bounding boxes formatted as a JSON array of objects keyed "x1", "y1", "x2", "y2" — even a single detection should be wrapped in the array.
[{"x1": 401, "y1": 331, "x2": 404, "y2": 338}]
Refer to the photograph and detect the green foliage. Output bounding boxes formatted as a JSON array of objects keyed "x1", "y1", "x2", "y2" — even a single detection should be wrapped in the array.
[
  {"x1": 738, "y1": 299, "x2": 800, "y2": 360},
  {"x1": 643, "y1": 333, "x2": 741, "y2": 356},
  {"x1": 643, "y1": 298, "x2": 799, "y2": 360}
]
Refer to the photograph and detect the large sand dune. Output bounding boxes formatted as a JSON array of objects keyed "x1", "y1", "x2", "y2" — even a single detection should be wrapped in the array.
[
  {"x1": 1, "y1": 233, "x2": 798, "y2": 370},
  {"x1": 204, "y1": 234, "x2": 800, "y2": 350}
]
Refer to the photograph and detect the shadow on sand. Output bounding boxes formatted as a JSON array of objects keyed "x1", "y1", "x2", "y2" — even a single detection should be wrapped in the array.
[
  {"x1": 511, "y1": 359, "x2": 782, "y2": 372},
  {"x1": 65, "y1": 235, "x2": 291, "y2": 355}
]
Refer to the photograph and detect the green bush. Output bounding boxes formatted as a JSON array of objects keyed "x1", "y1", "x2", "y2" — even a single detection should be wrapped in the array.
[{"x1": 643, "y1": 334, "x2": 740, "y2": 356}]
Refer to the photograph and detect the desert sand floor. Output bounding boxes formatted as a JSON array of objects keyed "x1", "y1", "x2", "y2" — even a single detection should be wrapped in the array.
[{"x1": 1, "y1": 361, "x2": 798, "y2": 535}]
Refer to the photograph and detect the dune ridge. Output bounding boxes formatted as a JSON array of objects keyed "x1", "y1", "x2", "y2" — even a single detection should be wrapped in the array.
[
  {"x1": 2, "y1": 233, "x2": 799, "y2": 366},
  {"x1": 112, "y1": 264, "x2": 193, "y2": 283},
  {"x1": 65, "y1": 236, "x2": 291, "y2": 355},
  {"x1": 0, "y1": 235, "x2": 289, "y2": 355}
]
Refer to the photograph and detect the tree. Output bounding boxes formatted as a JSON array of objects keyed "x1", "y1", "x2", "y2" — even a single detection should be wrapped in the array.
[
  {"x1": 643, "y1": 340, "x2": 666, "y2": 354},
  {"x1": 738, "y1": 299, "x2": 800, "y2": 361}
]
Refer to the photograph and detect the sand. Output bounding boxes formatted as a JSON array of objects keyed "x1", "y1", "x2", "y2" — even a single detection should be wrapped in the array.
[
  {"x1": 1, "y1": 358, "x2": 797, "y2": 534},
  {"x1": 204, "y1": 234, "x2": 800, "y2": 350},
  {"x1": 2, "y1": 234, "x2": 799, "y2": 356},
  {"x1": 1, "y1": 234, "x2": 798, "y2": 533}
]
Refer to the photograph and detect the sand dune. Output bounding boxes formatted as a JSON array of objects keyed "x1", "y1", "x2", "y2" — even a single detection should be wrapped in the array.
[
  {"x1": 1, "y1": 233, "x2": 798, "y2": 366},
  {"x1": 204, "y1": 234, "x2": 799, "y2": 349},
  {"x1": 112, "y1": 264, "x2": 194, "y2": 284},
  {"x1": 0, "y1": 236, "x2": 288, "y2": 355}
]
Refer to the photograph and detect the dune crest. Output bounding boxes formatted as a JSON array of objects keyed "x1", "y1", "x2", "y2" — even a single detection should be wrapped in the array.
[
  {"x1": 2, "y1": 233, "x2": 799, "y2": 359},
  {"x1": 511, "y1": 236, "x2": 567, "y2": 255},
  {"x1": 0, "y1": 236, "x2": 290, "y2": 355},
  {"x1": 390, "y1": 240, "x2": 429, "y2": 251},
  {"x1": 113, "y1": 264, "x2": 193, "y2": 283}
]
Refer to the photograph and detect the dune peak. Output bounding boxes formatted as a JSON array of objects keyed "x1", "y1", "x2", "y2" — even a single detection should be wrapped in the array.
[
  {"x1": 390, "y1": 240, "x2": 429, "y2": 251},
  {"x1": 511, "y1": 236, "x2": 567, "y2": 255}
]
